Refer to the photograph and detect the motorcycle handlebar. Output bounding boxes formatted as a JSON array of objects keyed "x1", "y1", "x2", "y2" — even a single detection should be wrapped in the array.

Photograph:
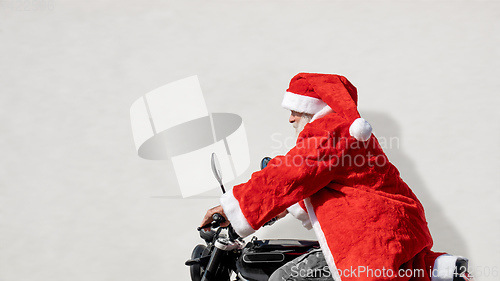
[
  {"x1": 197, "y1": 213, "x2": 227, "y2": 231},
  {"x1": 197, "y1": 213, "x2": 241, "y2": 241},
  {"x1": 211, "y1": 213, "x2": 225, "y2": 225}
]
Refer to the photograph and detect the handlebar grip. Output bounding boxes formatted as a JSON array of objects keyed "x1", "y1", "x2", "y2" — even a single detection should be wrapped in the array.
[
  {"x1": 212, "y1": 213, "x2": 226, "y2": 224},
  {"x1": 197, "y1": 213, "x2": 227, "y2": 231}
]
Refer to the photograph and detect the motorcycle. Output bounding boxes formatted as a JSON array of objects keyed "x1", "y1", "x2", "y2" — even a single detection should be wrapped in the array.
[
  {"x1": 185, "y1": 155, "x2": 474, "y2": 281},
  {"x1": 185, "y1": 154, "x2": 320, "y2": 281}
]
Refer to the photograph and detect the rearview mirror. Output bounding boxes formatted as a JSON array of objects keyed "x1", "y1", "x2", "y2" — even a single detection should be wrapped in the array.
[
  {"x1": 260, "y1": 157, "x2": 272, "y2": 170},
  {"x1": 211, "y1": 153, "x2": 223, "y2": 186}
]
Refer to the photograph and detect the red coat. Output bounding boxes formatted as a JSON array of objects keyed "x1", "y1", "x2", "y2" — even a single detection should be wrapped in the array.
[{"x1": 220, "y1": 112, "x2": 449, "y2": 280}]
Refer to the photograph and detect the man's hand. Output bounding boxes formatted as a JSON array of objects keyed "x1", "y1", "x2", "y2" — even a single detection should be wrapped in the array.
[
  {"x1": 276, "y1": 209, "x2": 288, "y2": 220},
  {"x1": 200, "y1": 205, "x2": 230, "y2": 231}
]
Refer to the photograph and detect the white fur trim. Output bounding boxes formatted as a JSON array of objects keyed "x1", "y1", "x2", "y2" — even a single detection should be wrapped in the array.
[
  {"x1": 311, "y1": 105, "x2": 334, "y2": 122},
  {"x1": 282, "y1": 91, "x2": 327, "y2": 115},
  {"x1": 349, "y1": 118, "x2": 372, "y2": 141},
  {"x1": 287, "y1": 203, "x2": 312, "y2": 230},
  {"x1": 431, "y1": 254, "x2": 459, "y2": 281},
  {"x1": 304, "y1": 198, "x2": 342, "y2": 281},
  {"x1": 220, "y1": 189, "x2": 256, "y2": 237}
]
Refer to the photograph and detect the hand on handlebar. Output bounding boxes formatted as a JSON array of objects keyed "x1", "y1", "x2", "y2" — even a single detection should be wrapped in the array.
[
  {"x1": 200, "y1": 205, "x2": 230, "y2": 231},
  {"x1": 264, "y1": 209, "x2": 288, "y2": 226},
  {"x1": 276, "y1": 209, "x2": 288, "y2": 220}
]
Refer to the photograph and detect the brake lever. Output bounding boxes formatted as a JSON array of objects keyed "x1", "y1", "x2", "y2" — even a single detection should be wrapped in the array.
[{"x1": 197, "y1": 224, "x2": 211, "y2": 231}]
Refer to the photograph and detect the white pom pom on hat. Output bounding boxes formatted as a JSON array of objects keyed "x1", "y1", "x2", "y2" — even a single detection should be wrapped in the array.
[{"x1": 349, "y1": 118, "x2": 372, "y2": 141}]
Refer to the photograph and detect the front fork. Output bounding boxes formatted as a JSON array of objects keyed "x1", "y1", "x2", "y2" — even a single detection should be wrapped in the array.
[
  {"x1": 201, "y1": 237, "x2": 244, "y2": 281},
  {"x1": 201, "y1": 246, "x2": 226, "y2": 281}
]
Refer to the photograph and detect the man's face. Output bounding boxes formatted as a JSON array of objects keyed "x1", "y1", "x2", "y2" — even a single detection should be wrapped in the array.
[
  {"x1": 289, "y1": 111, "x2": 304, "y2": 124},
  {"x1": 289, "y1": 111, "x2": 313, "y2": 137}
]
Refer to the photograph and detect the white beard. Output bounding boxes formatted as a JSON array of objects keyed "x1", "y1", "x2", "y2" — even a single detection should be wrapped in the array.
[{"x1": 293, "y1": 114, "x2": 312, "y2": 139}]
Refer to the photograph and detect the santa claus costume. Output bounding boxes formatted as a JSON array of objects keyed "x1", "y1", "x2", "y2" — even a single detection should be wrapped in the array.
[{"x1": 220, "y1": 73, "x2": 468, "y2": 281}]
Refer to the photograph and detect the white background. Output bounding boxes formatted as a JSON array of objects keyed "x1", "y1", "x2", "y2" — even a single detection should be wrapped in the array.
[{"x1": 1, "y1": 1, "x2": 499, "y2": 280}]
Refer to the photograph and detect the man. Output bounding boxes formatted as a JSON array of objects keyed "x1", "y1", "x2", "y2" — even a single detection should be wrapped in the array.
[{"x1": 201, "y1": 73, "x2": 470, "y2": 281}]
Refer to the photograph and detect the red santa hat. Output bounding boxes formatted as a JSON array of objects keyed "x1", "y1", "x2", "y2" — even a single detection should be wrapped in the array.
[{"x1": 281, "y1": 73, "x2": 372, "y2": 141}]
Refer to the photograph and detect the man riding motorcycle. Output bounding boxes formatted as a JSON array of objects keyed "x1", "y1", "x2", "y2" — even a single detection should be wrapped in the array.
[{"x1": 200, "y1": 73, "x2": 471, "y2": 281}]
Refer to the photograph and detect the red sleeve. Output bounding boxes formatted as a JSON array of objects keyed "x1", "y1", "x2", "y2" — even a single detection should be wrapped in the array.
[{"x1": 220, "y1": 117, "x2": 351, "y2": 237}]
